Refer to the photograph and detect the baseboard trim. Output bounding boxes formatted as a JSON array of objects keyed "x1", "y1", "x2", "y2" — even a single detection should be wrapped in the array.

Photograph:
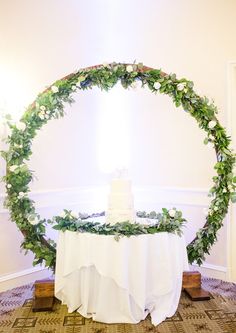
[
  {"x1": 190, "y1": 262, "x2": 227, "y2": 280},
  {"x1": 0, "y1": 266, "x2": 48, "y2": 283},
  {"x1": 192, "y1": 262, "x2": 227, "y2": 273},
  {"x1": 0, "y1": 266, "x2": 52, "y2": 293}
]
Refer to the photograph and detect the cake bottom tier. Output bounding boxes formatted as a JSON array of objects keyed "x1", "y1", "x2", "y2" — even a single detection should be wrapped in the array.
[{"x1": 106, "y1": 209, "x2": 136, "y2": 225}]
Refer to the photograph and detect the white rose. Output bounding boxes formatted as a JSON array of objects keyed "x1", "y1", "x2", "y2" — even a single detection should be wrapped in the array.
[
  {"x1": 126, "y1": 65, "x2": 133, "y2": 73},
  {"x1": 168, "y1": 209, "x2": 176, "y2": 218},
  {"x1": 51, "y1": 85, "x2": 59, "y2": 93},
  {"x1": 6, "y1": 184, "x2": 12, "y2": 189},
  {"x1": 208, "y1": 120, "x2": 217, "y2": 129},
  {"x1": 18, "y1": 191, "x2": 25, "y2": 198},
  {"x1": 9, "y1": 165, "x2": 18, "y2": 172},
  {"x1": 177, "y1": 83, "x2": 185, "y2": 91},
  {"x1": 30, "y1": 218, "x2": 40, "y2": 225},
  {"x1": 154, "y1": 82, "x2": 161, "y2": 90},
  {"x1": 28, "y1": 215, "x2": 40, "y2": 225},
  {"x1": 16, "y1": 121, "x2": 26, "y2": 131},
  {"x1": 222, "y1": 188, "x2": 227, "y2": 193},
  {"x1": 40, "y1": 105, "x2": 46, "y2": 111}
]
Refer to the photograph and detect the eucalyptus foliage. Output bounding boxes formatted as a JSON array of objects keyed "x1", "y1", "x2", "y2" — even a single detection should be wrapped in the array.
[
  {"x1": 52, "y1": 209, "x2": 186, "y2": 240},
  {"x1": 1, "y1": 62, "x2": 236, "y2": 270}
]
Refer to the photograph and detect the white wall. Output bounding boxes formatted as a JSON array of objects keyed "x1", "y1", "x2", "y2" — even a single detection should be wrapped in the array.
[{"x1": 0, "y1": 0, "x2": 236, "y2": 290}]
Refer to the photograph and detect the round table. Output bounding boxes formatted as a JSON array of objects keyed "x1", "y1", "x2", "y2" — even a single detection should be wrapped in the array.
[{"x1": 55, "y1": 231, "x2": 189, "y2": 326}]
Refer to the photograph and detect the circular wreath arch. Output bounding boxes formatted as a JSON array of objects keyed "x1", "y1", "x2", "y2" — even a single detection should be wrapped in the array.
[{"x1": 2, "y1": 62, "x2": 236, "y2": 270}]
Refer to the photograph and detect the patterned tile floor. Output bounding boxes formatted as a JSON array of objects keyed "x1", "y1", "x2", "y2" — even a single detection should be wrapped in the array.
[{"x1": 0, "y1": 277, "x2": 236, "y2": 333}]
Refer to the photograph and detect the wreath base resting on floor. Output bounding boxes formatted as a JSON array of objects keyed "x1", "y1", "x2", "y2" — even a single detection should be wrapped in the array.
[{"x1": 2, "y1": 62, "x2": 236, "y2": 270}]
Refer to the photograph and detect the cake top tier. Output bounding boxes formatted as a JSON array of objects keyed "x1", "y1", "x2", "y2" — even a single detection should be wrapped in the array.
[{"x1": 114, "y1": 167, "x2": 129, "y2": 179}]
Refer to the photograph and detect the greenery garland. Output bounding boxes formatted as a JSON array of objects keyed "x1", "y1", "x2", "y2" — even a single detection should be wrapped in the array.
[
  {"x1": 1, "y1": 62, "x2": 236, "y2": 270},
  {"x1": 52, "y1": 208, "x2": 186, "y2": 240}
]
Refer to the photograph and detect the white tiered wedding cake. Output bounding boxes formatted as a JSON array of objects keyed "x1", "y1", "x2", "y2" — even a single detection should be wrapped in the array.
[{"x1": 106, "y1": 177, "x2": 136, "y2": 225}]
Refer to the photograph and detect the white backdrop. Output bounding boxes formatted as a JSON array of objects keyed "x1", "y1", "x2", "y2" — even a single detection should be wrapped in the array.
[{"x1": 0, "y1": 0, "x2": 236, "y2": 290}]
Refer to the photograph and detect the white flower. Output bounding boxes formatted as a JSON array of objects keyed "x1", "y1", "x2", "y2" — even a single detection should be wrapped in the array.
[
  {"x1": 153, "y1": 82, "x2": 161, "y2": 90},
  {"x1": 9, "y1": 165, "x2": 18, "y2": 172},
  {"x1": 6, "y1": 184, "x2": 12, "y2": 189},
  {"x1": 177, "y1": 83, "x2": 186, "y2": 91},
  {"x1": 39, "y1": 113, "x2": 45, "y2": 120},
  {"x1": 28, "y1": 215, "x2": 40, "y2": 225},
  {"x1": 222, "y1": 188, "x2": 227, "y2": 193},
  {"x1": 40, "y1": 105, "x2": 46, "y2": 111},
  {"x1": 71, "y1": 85, "x2": 77, "y2": 91},
  {"x1": 14, "y1": 143, "x2": 22, "y2": 148},
  {"x1": 70, "y1": 211, "x2": 78, "y2": 218},
  {"x1": 30, "y1": 218, "x2": 40, "y2": 225},
  {"x1": 126, "y1": 65, "x2": 133, "y2": 73},
  {"x1": 208, "y1": 120, "x2": 217, "y2": 129},
  {"x1": 18, "y1": 191, "x2": 25, "y2": 199},
  {"x1": 15, "y1": 121, "x2": 26, "y2": 131},
  {"x1": 168, "y1": 209, "x2": 176, "y2": 218},
  {"x1": 46, "y1": 110, "x2": 50, "y2": 115},
  {"x1": 51, "y1": 85, "x2": 59, "y2": 93}
]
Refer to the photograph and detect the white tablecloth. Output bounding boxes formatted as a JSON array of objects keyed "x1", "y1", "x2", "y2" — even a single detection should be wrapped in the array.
[{"x1": 55, "y1": 231, "x2": 189, "y2": 326}]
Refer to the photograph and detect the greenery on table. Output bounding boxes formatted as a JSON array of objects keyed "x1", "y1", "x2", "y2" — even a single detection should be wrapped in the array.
[
  {"x1": 52, "y1": 208, "x2": 186, "y2": 240},
  {"x1": 1, "y1": 62, "x2": 235, "y2": 270}
]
